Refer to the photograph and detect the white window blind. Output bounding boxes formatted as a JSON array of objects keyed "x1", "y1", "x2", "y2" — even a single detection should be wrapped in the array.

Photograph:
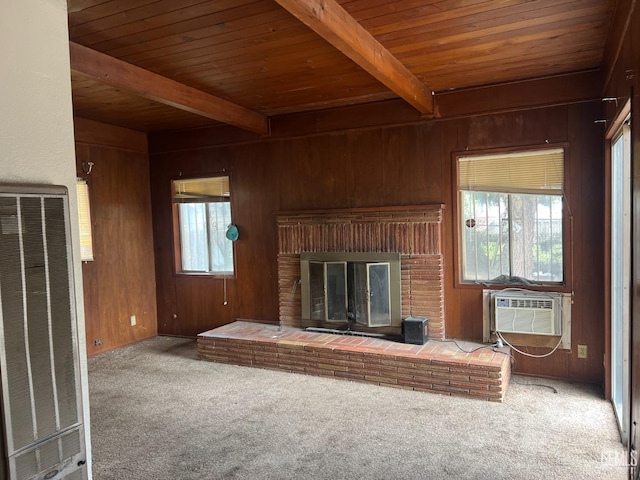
[
  {"x1": 458, "y1": 148, "x2": 564, "y2": 194},
  {"x1": 76, "y1": 179, "x2": 94, "y2": 261},
  {"x1": 174, "y1": 176, "x2": 230, "y2": 202}
]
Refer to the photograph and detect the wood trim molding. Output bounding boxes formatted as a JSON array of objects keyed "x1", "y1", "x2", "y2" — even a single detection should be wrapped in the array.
[
  {"x1": 605, "y1": 98, "x2": 631, "y2": 139},
  {"x1": 149, "y1": 70, "x2": 600, "y2": 153},
  {"x1": 275, "y1": 204, "x2": 446, "y2": 217},
  {"x1": 273, "y1": 0, "x2": 434, "y2": 115},
  {"x1": 73, "y1": 117, "x2": 148, "y2": 153},
  {"x1": 69, "y1": 42, "x2": 269, "y2": 135},
  {"x1": 435, "y1": 70, "x2": 602, "y2": 119},
  {"x1": 602, "y1": 0, "x2": 637, "y2": 92}
]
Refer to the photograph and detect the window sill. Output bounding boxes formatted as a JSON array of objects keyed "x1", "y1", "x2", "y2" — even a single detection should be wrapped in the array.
[
  {"x1": 456, "y1": 280, "x2": 569, "y2": 293},
  {"x1": 174, "y1": 272, "x2": 236, "y2": 279}
]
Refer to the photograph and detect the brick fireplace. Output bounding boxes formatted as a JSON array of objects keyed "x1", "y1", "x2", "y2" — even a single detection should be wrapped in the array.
[
  {"x1": 276, "y1": 205, "x2": 446, "y2": 339},
  {"x1": 197, "y1": 204, "x2": 512, "y2": 401}
]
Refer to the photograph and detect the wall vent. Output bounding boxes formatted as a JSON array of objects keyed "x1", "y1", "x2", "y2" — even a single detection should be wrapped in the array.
[{"x1": 0, "y1": 184, "x2": 87, "y2": 480}]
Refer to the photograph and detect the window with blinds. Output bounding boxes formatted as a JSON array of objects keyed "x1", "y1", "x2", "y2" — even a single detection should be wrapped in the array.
[
  {"x1": 458, "y1": 149, "x2": 564, "y2": 193},
  {"x1": 76, "y1": 179, "x2": 94, "y2": 262},
  {"x1": 457, "y1": 148, "x2": 564, "y2": 284},
  {"x1": 173, "y1": 176, "x2": 234, "y2": 275}
]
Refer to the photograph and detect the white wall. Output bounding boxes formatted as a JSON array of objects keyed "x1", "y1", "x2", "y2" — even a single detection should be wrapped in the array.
[{"x1": 0, "y1": 0, "x2": 91, "y2": 476}]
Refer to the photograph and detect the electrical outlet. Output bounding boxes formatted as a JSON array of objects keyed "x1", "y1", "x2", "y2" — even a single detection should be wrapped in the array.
[
  {"x1": 94, "y1": 339, "x2": 103, "y2": 346},
  {"x1": 130, "y1": 315, "x2": 136, "y2": 326},
  {"x1": 577, "y1": 344, "x2": 588, "y2": 359}
]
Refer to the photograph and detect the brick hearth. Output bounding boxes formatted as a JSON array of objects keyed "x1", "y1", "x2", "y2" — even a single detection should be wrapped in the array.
[{"x1": 198, "y1": 321, "x2": 512, "y2": 402}]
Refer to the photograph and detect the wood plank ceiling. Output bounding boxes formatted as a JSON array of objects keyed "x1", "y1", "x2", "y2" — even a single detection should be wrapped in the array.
[{"x1": 68, "y1": 0, "x2": 615, "y2": 133}]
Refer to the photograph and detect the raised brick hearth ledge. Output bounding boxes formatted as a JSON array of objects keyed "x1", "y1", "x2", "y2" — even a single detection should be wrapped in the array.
[{"x1": 198, "y1": 321, "x2": 512, "y2": 402}]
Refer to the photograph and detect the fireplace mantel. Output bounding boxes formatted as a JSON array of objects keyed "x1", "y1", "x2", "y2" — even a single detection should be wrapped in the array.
[
  {"x1": 276, "y1": 205, "x2": 446, "y2": 339},
  {"x1": 275, "y1": 204, "x2": 445, "y2": 216}
]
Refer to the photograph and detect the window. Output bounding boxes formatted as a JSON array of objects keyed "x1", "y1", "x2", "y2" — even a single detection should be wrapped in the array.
[
  {"x1": 457, "y1": 148, "x2": 564, "y2": 284},
  {"x1": 610, "y1": 112, "x2": 631, "y2": 444},
  {"x1": 76, "y1": 179, "x2": 94, "y2": 261},
  {"x1": 173, "y1": 176, "x2": 234, "y2": 275}
]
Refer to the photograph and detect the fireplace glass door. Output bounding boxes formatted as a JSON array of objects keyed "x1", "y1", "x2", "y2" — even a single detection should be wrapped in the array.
[
  {"x1": 308, "y1": 259, "x2": 391, "y2": 327},
  {"x1": 352, "y1": 262, "x2": 391, "y2": 327},
  {"x1": 326, "y1": 262, "x2": 347, "y2": 321},
  {"x1": 309, "y1": 261, "x2": 325, "y2": 321},
  {"x1": 309, "y1": 261, "x2": 347, "y2": 322}
]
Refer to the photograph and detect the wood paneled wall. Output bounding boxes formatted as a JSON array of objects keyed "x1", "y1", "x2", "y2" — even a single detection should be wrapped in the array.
[
  {"x1": 74, "y1": 118, "x2": 157, "y2": 356},
  {"x1": 149, "y1": 89, "x2": 605, "y2": 383}
]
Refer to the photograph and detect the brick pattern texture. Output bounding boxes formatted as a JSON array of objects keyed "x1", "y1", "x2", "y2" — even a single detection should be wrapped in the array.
[
  {"x1": 276, "y1": 206, "x2": 446, "y2": 339},
  {"x1": 198, "y1": 322, "x2": 511, "y2": 402}
]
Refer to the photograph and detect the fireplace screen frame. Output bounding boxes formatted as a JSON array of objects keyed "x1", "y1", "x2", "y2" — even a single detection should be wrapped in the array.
[{"x1": 300, "y1": 252, "x2": 401, "y2": 329}]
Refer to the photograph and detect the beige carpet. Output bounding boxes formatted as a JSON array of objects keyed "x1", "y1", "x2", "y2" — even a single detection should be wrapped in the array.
[{"x1": 88, "y1": 336, "x2": 627, "y2": 479}]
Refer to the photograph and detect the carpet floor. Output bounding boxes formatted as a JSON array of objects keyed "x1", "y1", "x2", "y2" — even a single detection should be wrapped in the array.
[{"x1": 88, "y1": 336, "x2": 627, "y2": 480}]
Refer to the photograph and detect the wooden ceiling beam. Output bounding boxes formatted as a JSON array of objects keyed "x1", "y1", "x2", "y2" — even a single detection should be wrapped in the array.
[
  {"x1": 68, "y1": 42, "x2": 269, "y2": 135},
  {"x1": 273, "y1": 0, "x2": 434, "y2": 116}
]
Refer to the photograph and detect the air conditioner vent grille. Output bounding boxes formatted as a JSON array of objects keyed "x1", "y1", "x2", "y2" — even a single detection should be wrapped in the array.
[
  {"x1": 509, "y1": 299, "x2": 553, "y2": 310},
  {"x1": 493, "y1": 291, "x2": 562, "y2": 336}
]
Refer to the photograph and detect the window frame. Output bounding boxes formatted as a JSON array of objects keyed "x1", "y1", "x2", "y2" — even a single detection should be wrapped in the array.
[
  {"x1": 171, "y1": 173, "x2": 236, "y2": 278},
  {"x1": 452, "y1": 144, "x2": 572, "y2": 291}
]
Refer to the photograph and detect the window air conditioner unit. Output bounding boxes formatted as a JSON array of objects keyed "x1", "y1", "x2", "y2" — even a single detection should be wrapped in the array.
[{"x1": 492, "y1": 290, "x2": 562, "y2": 336}]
